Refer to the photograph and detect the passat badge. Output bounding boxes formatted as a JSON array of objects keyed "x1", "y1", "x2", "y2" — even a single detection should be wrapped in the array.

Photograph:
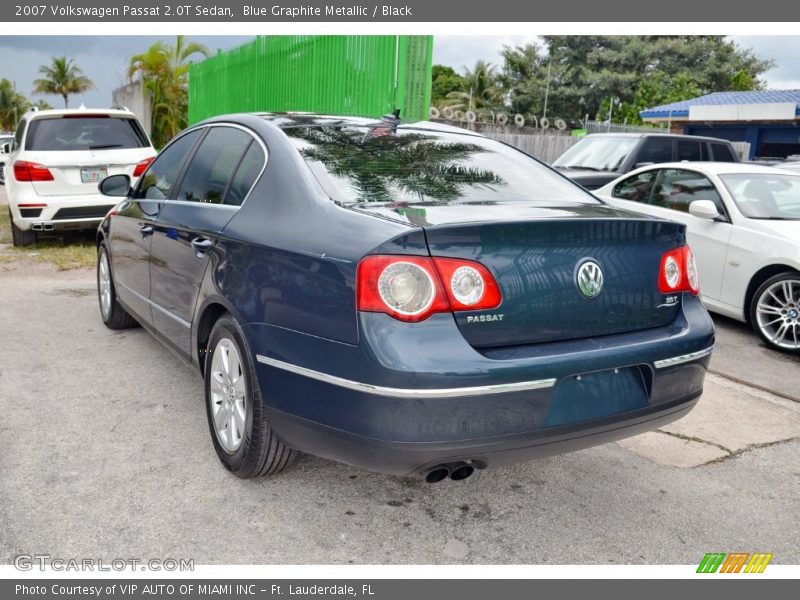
[{"x1": 576, "y1": 260, "x2": 604, "y2": 299}]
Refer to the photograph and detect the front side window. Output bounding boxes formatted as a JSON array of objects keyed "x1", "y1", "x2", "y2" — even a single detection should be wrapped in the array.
[
  {"x1": 720, "y1": 173, "x2": 800, "y2": 220},
  {"x1": 612, "y1": 170, "x2": 658, "y2": 202},
  {"x1": 176, "y1": 127, "x2": 253, "y2": 205},
  {"x1": 136, "y1": 129, "x2": 201, "y2": 200},
  {"x1": 288, "y1": 125, "x2": 598, "y2": 205},
  {"x1": 25, "y1": 116, "x2": 149, "y2": 151},
  {"x1": 649, "y1": 169, "x2": 725, "y2": 215}
]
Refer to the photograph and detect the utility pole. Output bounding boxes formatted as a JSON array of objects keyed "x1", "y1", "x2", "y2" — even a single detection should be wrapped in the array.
[
  {"x1": 542, "y1": 59, "x2": 552, "y2": 119},
  {"x1": 12, "y1": 80, "x2": 18, "y2": 129}
]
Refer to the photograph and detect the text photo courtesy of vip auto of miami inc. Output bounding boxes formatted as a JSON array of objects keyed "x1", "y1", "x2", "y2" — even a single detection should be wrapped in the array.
[{"x1": 0, "y1": 27, "x2": 798, "y2": 581}]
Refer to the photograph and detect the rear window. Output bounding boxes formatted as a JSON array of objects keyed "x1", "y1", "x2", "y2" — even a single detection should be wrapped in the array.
[
  {"x1": 25, "y1": 116, "x2": 149, "y2": 151},
  {"x1": 551, "y1": 136, "x2": 639, "y2": 171},
  {"x1": 287, "y1": 125, "x2": 597, "y2": 205}
]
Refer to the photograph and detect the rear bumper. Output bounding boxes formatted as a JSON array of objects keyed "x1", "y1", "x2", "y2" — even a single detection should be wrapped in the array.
[
  {"x1": 251, "y1": 294, "x2": 714, "y2": 475},
  {"x1": 9, "y1": 192, "x2": 115, "y2": 231},
  {"x1": 269, "y1": 391, "x2": 701, "y2": 475}
]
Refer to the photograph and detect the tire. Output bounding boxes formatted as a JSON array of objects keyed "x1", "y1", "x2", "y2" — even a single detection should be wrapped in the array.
[
  {"x1": 10, "y1": 209, "x2": 37, "y2": 247},
  {"x1": 205, "y1": 315, "x2": 297, "y2": 478},
  {"x1": 97, "y1": 244, "x2": 138, "y2": 330},
  {"x1": 749, "y1": 272, "x2": 800, "y2": 354}
]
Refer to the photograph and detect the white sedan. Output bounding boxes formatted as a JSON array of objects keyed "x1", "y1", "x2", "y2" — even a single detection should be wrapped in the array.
[{"x1": 596, "y1": 162, "x2": 800, "y2": 354}]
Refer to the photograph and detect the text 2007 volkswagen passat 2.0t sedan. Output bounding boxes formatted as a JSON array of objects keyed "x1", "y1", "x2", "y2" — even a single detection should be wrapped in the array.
[{"x1": 95, "y1": 114, "x2": 714, "y2": 482}]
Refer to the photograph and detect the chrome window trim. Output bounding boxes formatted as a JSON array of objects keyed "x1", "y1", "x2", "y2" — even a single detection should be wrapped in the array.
[
  {"x1": 256, "y1": 355, "x2": 557, "y2": 399},
  {"x1": 653, "y1": 346, "x2": 714, "y2": 369},
  {"x1": 145, "y1": 122, "x2": 268, "y2": 210}
]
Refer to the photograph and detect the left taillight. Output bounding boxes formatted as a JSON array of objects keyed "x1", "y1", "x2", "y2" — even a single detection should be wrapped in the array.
[
  {"x1": 658, "y1": 246, "x2": 699, "y2": 295},
  {"x1": 132, "y1": 157, "x2": 154, "y2": 177},
  {"x1": 357, "y1": 255, "x2": 502, "y2": 322},
  {"x1": 13, "y1": 160, "x2": 54, "y2": 182}
]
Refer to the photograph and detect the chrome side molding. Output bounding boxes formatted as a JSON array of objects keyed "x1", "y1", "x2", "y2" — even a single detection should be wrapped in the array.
[
  {"x1": 653, "y1": 346, "x2": 715, "y2": 369},
  {"x1": 255, "y1": 355, "x2": 557, "y2": 398}
]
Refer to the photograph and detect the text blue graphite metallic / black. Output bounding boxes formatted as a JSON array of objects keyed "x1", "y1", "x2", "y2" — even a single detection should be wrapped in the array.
[{"x1": 96, "y1": 114, "x2": 715, "y2": 482}]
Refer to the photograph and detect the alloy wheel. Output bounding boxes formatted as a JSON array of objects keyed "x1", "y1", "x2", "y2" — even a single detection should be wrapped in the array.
[
  {"x1": 209, "y1": 337, "x2": 247, "y2": 453},
  {"x1": 755, "y1": 279, "x2": 800, "y2": 350},
  {"x1": 98, "y1": 251, "x2": 113, "y2": 320}
]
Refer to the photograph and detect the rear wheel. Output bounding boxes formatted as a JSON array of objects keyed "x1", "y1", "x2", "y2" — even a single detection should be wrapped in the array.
[
  {"x1": 10, "y1": 209, "x2": 37, "y2": 247},
  {"x1": 97, "y1": 244, "x2": 137, "y2": 329},
  {"x1": 750, "y1": 272, "x2": 800, "y2": 354},
  {"x1": 205, "y1": 315, "x2": 297, "y2": 478}
]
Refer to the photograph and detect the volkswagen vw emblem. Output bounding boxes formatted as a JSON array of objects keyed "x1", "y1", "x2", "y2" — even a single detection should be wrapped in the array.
[{"x1": 576, "y1": 260, "x2": 604, "y2": 299}]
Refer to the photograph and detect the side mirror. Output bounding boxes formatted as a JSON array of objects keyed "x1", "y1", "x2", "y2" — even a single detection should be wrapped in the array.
[
  {"x1": 0, "y1": 142, "x2": 9, "y2": 154},
  {"x1": 689, "y1": 199, "x2": 720, "y2": 220},
  {"x1": 99, "y1": 174, "x2": 131, "y2": 197}
]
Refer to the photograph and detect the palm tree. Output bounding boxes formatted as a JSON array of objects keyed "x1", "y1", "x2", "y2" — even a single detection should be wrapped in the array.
[
  {"x1": 32, "y1": 56, "x2": 94, "y2": 108},
  {"x1": 128, "y1": 36, "x2": 209, "y2": 147},
  {"x1": 444, "y1": 61, "x2": 504, "y2": 112},
  {"x1": 0, "y1": 79, "x2": 31, "y2": 131}
]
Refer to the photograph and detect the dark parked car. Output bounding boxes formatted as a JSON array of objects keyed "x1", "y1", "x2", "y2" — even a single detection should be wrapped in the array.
[
  {"x1": 96, "y1": 114, "x2": 715, "y2": 481},
  {"x1": 552, "y1": 133, "x2": 741, "y2": 190}
]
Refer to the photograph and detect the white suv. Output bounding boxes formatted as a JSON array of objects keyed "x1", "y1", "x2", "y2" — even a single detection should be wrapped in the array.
[{"x1": 2, "y1": 106, "x2": 156, "y2": 246}]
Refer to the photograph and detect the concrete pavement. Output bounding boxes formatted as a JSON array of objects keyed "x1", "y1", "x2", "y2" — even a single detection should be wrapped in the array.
[{"x1": 0, "y1": 260, "x2": 798, "y2": 565}]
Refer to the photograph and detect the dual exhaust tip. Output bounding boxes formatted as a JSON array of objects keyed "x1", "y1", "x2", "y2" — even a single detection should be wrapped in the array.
[
  {"x1": 31, "y1": 223, "x2": 55, "y2": 231},
  {"x1": 425, "y1": 460, "x2": 486, "y2": 483}
]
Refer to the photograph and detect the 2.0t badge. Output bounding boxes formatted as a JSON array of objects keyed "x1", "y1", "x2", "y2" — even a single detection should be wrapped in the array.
[{"x1": 576, "y1": 260, "x2": 604, "y2": 299}]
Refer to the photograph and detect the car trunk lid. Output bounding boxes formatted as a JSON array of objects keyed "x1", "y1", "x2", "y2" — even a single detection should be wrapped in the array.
[{"x1": 355, "y1": 200, "x2": 686, "y2": 348}]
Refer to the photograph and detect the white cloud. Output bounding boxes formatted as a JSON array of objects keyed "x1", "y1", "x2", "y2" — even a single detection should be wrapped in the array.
[{"x1": 433, "y1": 35, "x2": 541, "y2": 73}]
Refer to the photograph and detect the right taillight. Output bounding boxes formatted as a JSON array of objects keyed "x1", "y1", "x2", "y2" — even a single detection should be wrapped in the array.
[
  {"x1": 356, "y1": 255, "x2": 502, "y2": 322},
  {"x1": 658, "y1": 246, "x2": 699, "y2": 295},
  {"x1": 13, "y1": 160, "x2": 54, "y2": 182},
  {"x1": 132, "y1": 157, "x2": 154, "y2": 177}
]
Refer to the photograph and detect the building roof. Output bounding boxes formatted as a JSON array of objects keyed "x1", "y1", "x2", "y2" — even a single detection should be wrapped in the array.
[{"x1": 640, "y1": 90, "x2": 800, "y2": 120}]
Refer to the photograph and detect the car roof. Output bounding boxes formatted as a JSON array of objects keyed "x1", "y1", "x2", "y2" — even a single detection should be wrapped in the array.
[
  {"x1": 583, "y1": 132, "x2": 733, "y2": 142},
  {"x1": 631, "y1": 161, "x2": 800, "y2": 176},
  {"x1": 24, "y1": 107, "x2": 137, "y2": 120},
  {"x1": 255, "y1": 112, "x2": 478, "y2": 135}
]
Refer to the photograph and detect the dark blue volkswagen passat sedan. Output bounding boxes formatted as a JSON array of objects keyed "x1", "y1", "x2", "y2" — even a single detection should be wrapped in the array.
[{"x1": 96, "y1": 114, "x2": 714, "y2": 482}]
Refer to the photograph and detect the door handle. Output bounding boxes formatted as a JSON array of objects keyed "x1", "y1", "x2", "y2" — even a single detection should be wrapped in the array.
[
  {"x1": 139, "y1": 225, "x2": 153, "y2": 237},
  {"x1": 191, "y1": 237, "x2": 214, "y2": 256}
]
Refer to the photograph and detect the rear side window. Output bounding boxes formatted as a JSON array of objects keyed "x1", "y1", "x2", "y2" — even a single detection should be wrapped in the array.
[
  {"x1": 25, "y1": 116, "x2": 149, "y2": 151},
  {"x1": 612, "y1": 170, "x2": 658, "y2": 202},
  {"x1": 677, "y1": 140, "x2": 703, "y2": 161},
  {"x1": 637, "y1": 138, "x2": 673, "y2": 165},
  {"x1": 176, "y1": 127, "x2": 253, "y2": 205},
  {"x1": 225, "y1": 142, "x2": 265, "y2": 206},
  {"x1": 711, "y1": 143, "x2": 738, "y2": 162},
  {"x1": 136, "y1": 129, "x2": 201, "y2": 200},
  {"x1": 649, "y1": 168, "x2": 726, "y2": 216}
]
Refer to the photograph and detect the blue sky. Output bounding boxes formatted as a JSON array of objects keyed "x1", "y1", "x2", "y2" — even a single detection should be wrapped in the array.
[{"x1": 0, "y1": 35, "x2": 798, "y2": 110}]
